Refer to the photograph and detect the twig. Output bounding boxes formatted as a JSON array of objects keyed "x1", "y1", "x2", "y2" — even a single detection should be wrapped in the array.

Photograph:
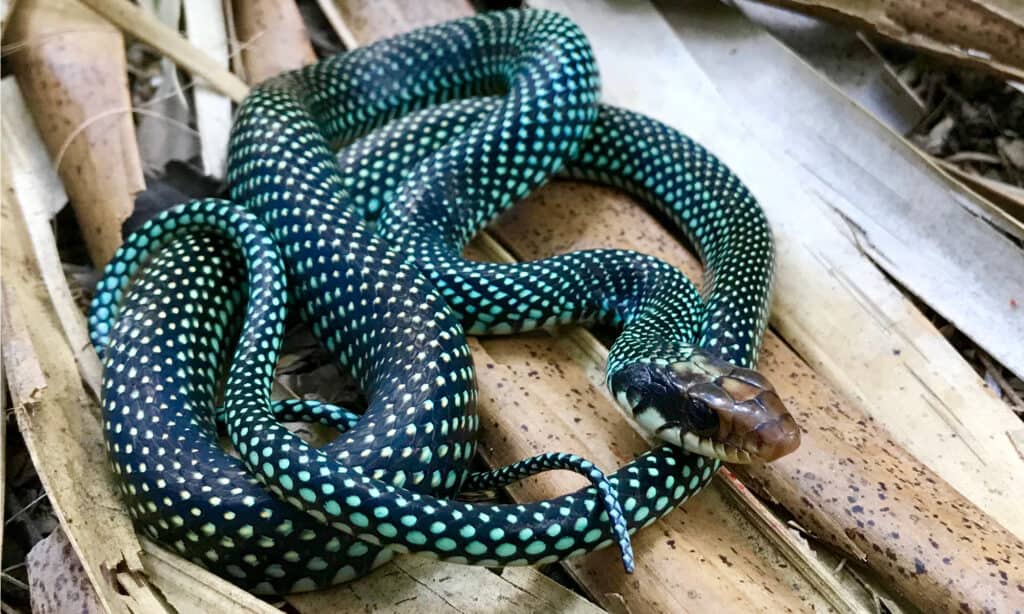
[
  {"x1": 2, "y1": 562, "x2": 27, "y2": 574},
  {"x1": 1, "y1": 601, "x2": 27, "y2": 614},
  {"x1": 4, "y1": 491, "x2": 48, "y2": 526},
  {"x1": 0, "y1": 572, "x2": 29, "y2": 592},
  {"x1": 945, "y1": 151, "x2": 1004, "y2": 165}
]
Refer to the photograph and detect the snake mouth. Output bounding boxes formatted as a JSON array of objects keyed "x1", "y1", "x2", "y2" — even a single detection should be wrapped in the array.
[{"x1": 657, "y1": 425, "x2": 752, "y2": 464}]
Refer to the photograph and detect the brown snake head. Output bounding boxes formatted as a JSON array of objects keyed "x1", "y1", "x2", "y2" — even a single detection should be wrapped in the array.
[{"x1": 610, "y1": 350, "x2": 801, "y2": 463}]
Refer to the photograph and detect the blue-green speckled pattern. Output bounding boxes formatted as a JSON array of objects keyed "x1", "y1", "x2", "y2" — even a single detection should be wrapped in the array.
[{"x1": 88, "y1": 9, "x2": 780, "y2": 595}]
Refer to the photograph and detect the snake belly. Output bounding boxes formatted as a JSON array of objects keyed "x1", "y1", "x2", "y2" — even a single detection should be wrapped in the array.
[{"x1": 89, "y1": 9, "x2": 785, "y2": 595}]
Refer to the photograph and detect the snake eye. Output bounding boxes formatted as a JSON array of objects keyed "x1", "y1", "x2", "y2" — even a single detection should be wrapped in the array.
[{"x1": 610, "y1": 361, "x2": 720, "y2": 437}]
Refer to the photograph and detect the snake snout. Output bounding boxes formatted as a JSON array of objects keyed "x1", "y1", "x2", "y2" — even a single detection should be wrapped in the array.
[{"x1": 702, "y1": 379, "x2": 801, "y2": 462}]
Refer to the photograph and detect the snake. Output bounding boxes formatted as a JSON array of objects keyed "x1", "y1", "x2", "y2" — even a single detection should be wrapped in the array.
[{"x1": 88, "y1": 9, "x2": 799, "y2": 595}]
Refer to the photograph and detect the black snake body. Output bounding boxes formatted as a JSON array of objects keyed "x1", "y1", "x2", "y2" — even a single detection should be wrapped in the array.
[{"x1": 88, "y1": 10, "x2": 798, "y2": 594}]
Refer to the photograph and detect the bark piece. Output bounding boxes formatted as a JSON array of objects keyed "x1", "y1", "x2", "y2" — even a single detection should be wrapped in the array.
[{"x1": 6, "y1": 0, "x2": 145, "y2": 266}]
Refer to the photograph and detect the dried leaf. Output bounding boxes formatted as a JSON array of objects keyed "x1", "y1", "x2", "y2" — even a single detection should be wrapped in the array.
[
  {"x1": 233, "y1": 0, "x2": 316, "y2": 83},
  {"x1": 921, "y1": 115, "x2": 956, "y2": 153},
  {"x1": 749, "y1": 0, "x2": 1024, "y2": 81},
  {"x1": 2, "y1": 77, "x2": 104, "y2": 400},
  {"x1": 6, "y1": 0, "x2": 145, "y2": 266},
  {"x1": 26, "y1": 528, "x2": 103, "y2": 614}
]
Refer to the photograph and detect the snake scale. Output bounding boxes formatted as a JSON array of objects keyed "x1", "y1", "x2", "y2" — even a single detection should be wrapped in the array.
[{"x1": 88, "y1": 10, "x2": 799, "y2": 595}]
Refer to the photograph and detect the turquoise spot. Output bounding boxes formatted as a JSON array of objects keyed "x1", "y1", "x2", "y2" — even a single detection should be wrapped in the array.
[
  {"x1": 408, "y1": 531, "x2": 427, "y2": 545},
  {"x1": 525, "y1": 541, "x2": 547, "y2": 555},
  {"x1": 347, "y1": 542, "x2": 368, "y2": 557},
  {"x1": 495, "y1": 543, "x2": 516, "y2": 558},
  {"x1": 555, "y1": 537, "x2": 575, "y2": 551},
  {"x1": 436, "y1": 538, "x2": 456, "y2": 551}
]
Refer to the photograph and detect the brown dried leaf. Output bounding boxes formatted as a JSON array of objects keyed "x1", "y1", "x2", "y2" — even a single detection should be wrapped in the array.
[
  {"x1": 6, "y1": 0, "x2": 145, "y2": 266},
  {"x1": 750, "y1": 0, "x2": 1024, "y2": 81},
  {"x1": 233, "y1": 0, "x2": 316, "y2": 83}
]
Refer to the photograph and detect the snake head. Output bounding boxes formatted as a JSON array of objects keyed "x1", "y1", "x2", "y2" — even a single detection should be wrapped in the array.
[{"x1": 609, "y1": 350, "x2": 800, "y2": 463}]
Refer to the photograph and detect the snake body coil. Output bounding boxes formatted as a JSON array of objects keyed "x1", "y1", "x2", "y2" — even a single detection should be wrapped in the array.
[{"x1": 89, "y1": 10, "x2": 798, "y2": 595}]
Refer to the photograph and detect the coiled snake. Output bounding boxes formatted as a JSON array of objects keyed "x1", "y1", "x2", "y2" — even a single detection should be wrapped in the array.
[{"x1": 88, "y1": 10, "x2": 799, "y2": 595}]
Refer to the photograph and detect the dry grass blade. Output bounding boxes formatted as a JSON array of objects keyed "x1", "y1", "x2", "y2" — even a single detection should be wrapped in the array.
[
  {"x1": 137, "y1": 540, "x2": 279, "y2": 613},
  {"x1": 734, "y1": 0, "x2": 927, "y2": 134},
  {"x1": 656, "y1": 0, "x2": 1024, "y2": 404},
  {"x1": 526, "y1": 1, "x2": 1024, "y2": 609},
  {"x1": 489, "y1": 176, "x2": 1024, "y2": 612},
  {"x1": 733, "y1": 1, "x2": 1024, "y2": 240},
  {"x1": 543, "y1": 0, "x2": 1024, "y2": 539},
  {"x1": 750, "y1": 0, "x2": 1024, "y2": 81},
  {"x1": 4, "y1": 6, "x2": 310, "y2": 609},
  {"x1": 1, "y1": 373, "x2": 6, "y2": 593},
  {"x1": 1, "y1": 0, "x2": 16, "y2": 34}
]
